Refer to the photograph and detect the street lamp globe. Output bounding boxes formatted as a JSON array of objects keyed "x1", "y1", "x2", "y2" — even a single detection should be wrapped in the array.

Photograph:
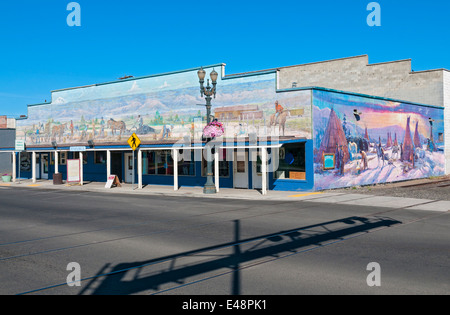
[
  {"x1": 197, "y1": 67, "x2": 206, "y2": 81},
  {"x1": 210, "y1": 69, "x2": 218, "y2": 83}
]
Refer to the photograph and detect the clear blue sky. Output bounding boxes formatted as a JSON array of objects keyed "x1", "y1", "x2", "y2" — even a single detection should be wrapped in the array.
[{"x1": 0, "y1": 0, "x2": 449, "y2": 117}]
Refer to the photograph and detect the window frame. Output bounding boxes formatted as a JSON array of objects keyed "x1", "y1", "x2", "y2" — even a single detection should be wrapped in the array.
[
  {"x1": 50, "y1": 151, "x2": 68, "y2": 166},
  {"x1": 94, "y1": 151, "x2": 107, "y2": 165},
  {"x1": 201, "y1": 148, "x2": 230, "y2": 178},
  {"x1": 273, "y1": 142, "x2": 306, "y2": 181}
]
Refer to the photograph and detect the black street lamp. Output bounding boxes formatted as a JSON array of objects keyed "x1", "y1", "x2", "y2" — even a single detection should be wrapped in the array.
[{"x1": 198, "y1": 67, "x2": 218, "y2": 194}]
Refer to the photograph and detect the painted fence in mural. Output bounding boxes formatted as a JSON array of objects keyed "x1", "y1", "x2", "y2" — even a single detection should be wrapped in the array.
[
  {"x1": 16, "y1": 68, "x2": 312, "y2": 146},
  {"x1": 313, "y1": 90, "x2": 445, "y2": 190}
]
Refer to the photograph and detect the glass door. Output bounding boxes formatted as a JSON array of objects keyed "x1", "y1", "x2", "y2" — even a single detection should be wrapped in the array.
[
  {"x1": 41, "y1": 154, "x2": 49, "y2": 179},
  {"x1": 233, "y1": 150, "x2": 248, "y2": 189}
]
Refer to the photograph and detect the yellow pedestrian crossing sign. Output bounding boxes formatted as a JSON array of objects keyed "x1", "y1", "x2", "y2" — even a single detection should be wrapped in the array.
[{"x1": 127, "y1": 133, "x2": 141, "y2": 151}]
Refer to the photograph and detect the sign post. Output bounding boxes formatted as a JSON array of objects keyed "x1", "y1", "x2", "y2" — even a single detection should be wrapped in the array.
[
  {"x1": 15, "y1": 140, "x2": 25, "y2": 184},
  {"x1": 18, "y1": 152, "x2": 21, "y2": 184},
  {"x1": 127, "y1": 133, "x2": 141, "y2": 190}
]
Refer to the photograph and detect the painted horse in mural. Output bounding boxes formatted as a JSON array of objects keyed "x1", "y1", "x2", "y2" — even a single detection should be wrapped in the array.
[
  {"x1": 391, "y1": 144, "x2": 400, "y2": 160},
  {"x1": 376, "y1": 145, "x2": 387, "y2": 167},
  {"x1": 268, "y1": 110, "x2": 290, "y2": 136},
  {"x1": 51, "y1": 123, "x2": 68, "y2": 142},
  {"x1": 107, "y1": 119, "x2": 126, "y2": 136},
  {"x1": 40, "y1": 121, "x2": 52, "y2": 143},
  {"x1": 360, "y1": 150, "x2": 368, "y2": 171},
  {"x1": 415, "y1": 147, "x2": 426, "y2": 161}
]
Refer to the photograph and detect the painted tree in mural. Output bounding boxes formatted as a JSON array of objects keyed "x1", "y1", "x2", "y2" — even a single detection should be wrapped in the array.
[
  {"x1": 401, "y1": 116, "x2": 414, "y2": 163},
  {"x1": 428, "y1": 124, "x2": 436, "y2": 152},
  {"x1": 386, "y1": 132, "x2": 392, "y2": 147},
  {"x1": 413, "y1": 121, "x2": 421, "y2": 148},
  {"x1": 343, "y1": 114, "x2": 351, "y2": 138},
  {"x1": 153, "y1": 111, "x2": 163, "y2": 125},
  {"x1": 315, "y1": 108, "x2": 349, "y2": 165}
]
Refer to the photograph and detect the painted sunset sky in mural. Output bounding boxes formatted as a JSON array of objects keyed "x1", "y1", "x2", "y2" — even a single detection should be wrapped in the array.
[
  {"x1": 17, "y1": 67, "x2": 312, "y2": 145},
  {"x1": 313, "y1": 90, "x2": 445, "y2": 190}
]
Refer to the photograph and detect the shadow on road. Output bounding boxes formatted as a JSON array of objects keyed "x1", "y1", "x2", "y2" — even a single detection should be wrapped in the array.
[{"x1": 78, "y1": 216, "x2": 401, "y2": 295}]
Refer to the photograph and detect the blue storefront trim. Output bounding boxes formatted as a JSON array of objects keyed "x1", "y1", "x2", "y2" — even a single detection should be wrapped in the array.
[
  {"x1": 13, "y1": 139, "x2": 314, "y2": 192},
  {"x1": 269, "y1": 139, "x2": 314, "y2": 192}
]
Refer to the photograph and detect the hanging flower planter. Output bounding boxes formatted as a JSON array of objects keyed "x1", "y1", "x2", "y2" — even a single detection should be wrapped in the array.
[{"x1": 203, "y1": 120, "x2": 224, "y2": 139}]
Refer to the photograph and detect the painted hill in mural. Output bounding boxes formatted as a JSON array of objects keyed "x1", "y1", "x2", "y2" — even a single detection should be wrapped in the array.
[{"x1": 313, "y1": 106, "x2": 427, "y2": 147}]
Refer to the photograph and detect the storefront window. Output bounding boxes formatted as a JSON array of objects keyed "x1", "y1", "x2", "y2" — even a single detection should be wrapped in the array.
[
  {"x1": 20, "y1": 152, "x2": 32, "y2": 172},
  {"x1": 94, "y1": 151, "x2": 107, "y2": 164},
  {"x1": 274, "y1": 143, "x2": 306, "y2": 180},
  {"x1": 202, "y1": 149, "x2": 230, "y2": 177},
  {"x1": 143, "y1": 150, "x2": 174, "y2": 176},
  {"x1": 255, "y1": 153, "x2": 262, "y2": 174},
  {"x1": 178, "y1": 150, "x2": 195, "y2": 176},
  {"x1": 73, "y1": 152, "x2": 88, "y2": 164},
  {"x1": 50, "y1": 152, "x2": 68, "y2": 165},
  {"x1": 143, "y1": 151, "x2": 154, "y2": 175}
]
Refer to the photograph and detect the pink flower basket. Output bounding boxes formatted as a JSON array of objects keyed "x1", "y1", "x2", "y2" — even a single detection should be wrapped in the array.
[{"x1": 203, "y1": 120, "x2": 224, "y2": 139}]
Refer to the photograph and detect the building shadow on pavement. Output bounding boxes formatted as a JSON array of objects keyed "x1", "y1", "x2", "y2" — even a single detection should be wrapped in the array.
[{"x1": 78, "y1": 216, "x2": 401, "y2": 295}]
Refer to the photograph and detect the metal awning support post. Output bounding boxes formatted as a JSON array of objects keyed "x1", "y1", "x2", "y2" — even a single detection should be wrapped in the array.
[
  {"x1": 214, "y1": 149, "x2": 219, "y2": 192},
  {"x1": 55, "y1": 150, "x2": 59, "y2": 174},
  {"x1": 173, "y1": 148, "x2": 178, "y2": 191},
  {"x1": 79, "y1": 152, "x2": 84, "y2": 186},
  {"x1": 261, "y1": 147, "x2": 267, "y2": 195},
  {"x1": 138, "y1": 148, "x2": 142, "y2": 190},
  {"x1": 32, "y1": 151, "x2": 37, "y2": 183},
  {"x1": 12, "y1": 152, "x2": 16, "y2": 183},
  {"x1": 106, "y1": 150, "x2": 111, "y2": 178}
]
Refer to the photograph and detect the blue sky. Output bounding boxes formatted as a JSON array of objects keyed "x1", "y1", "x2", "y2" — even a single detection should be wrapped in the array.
[{"x1": 0, "y1": 0, "x2": 449, "y2": 117}]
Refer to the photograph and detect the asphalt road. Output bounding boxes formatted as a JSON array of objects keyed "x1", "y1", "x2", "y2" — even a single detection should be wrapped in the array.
[{"x1": 0, "y1": 186, "x2": 448, "y2": 296}]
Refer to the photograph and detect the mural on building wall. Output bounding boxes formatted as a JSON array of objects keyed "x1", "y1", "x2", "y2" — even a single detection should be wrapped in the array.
[
  {"x1": 313, "y1": 90, "x2": 445, "y2": 190},
  {"x1": 16, "y1": 68, "x2": 312, "y2": 146}
]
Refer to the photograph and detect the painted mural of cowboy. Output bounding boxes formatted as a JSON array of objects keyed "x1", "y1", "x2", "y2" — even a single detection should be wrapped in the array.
[{"x1": 274, "y1": 101, "x2": 284, "y2": 124}]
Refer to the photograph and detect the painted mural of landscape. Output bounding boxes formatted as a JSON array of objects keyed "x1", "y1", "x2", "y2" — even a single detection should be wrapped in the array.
[
  {"x1": 313, "y1": 90, "x2": 445, "y2": 190},
  {"x1": 16, "y1": 69, "x2": 312, "y2": 145}
]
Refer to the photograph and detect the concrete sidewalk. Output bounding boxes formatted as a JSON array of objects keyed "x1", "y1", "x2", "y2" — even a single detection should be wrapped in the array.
[
  {"x1": 0, "y1": 179, "x2": 308, "y2": 200},
  {"x1": 1, "y1": 179, "x2": 449, "y2": 212}
]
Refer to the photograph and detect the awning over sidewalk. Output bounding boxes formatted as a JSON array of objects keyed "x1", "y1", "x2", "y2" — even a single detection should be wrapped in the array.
[{"x1": 6, "y1": 141, "x2": 285, "y2": 195}]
